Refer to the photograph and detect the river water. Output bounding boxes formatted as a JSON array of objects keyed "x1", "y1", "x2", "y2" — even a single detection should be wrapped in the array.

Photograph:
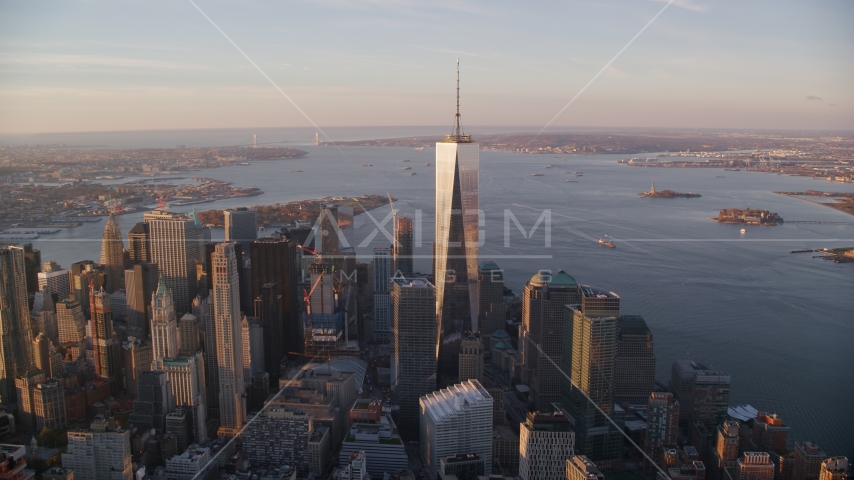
[{"x1": 9, "y1": 128, "x2": 854, "y2": 456}]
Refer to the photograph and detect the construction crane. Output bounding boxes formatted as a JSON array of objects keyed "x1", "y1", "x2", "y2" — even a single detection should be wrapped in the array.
[
  {"x1": 156, "y1": 192, "x2": 170, "y2": 208},
  {"x1": 297, "y1": 244, "x2": 317, "y2": 256},
  {"x1": 387, "y1": 193, "x2": 397, "y2": 249},
  {"x1": 303, "y1": 270, "x2": 325, "y2": 315}
]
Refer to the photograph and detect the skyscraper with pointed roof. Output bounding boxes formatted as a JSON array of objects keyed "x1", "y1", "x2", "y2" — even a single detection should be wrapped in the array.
[
  {"x1": 100, "y1": 213, "x2": 126, "y2": 293},
  {"x1": 151, "y1": 274, "x2": 179, "y2": 369},
  {"x1": 435, "y1": 59, "x2": 479, "y2": 378}
]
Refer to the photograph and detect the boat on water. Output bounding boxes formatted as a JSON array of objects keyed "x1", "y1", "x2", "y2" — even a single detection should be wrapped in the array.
[
  {"x1": 410, "y1": 172, "x2": 417, "y2": 176},
  {"x1": 362, "y1": 164, "x2": 372, "y2": 167},
  {"x1": 575, "y1": 172, "x2": 583, "y2": 177},
  {"x1": 414, "y1": 147, "x2": 425, "y2": 150},
  {"x1": 403, "y1": 159, "x2": 410, "y2": 162},
  {"x1": 740, "y1": 228, "x2": 746, "y2": 234},
  {"x1": 566, "y1": 180, "x2": 578, "y2": 183},
  {"x1": 290, "y1": 170, "x2": 302, "y2": 173},
  {"x1": 425, "y1": 162, "x2": 431, "y2": 166},
  {"x1": 531, "y1": 173, "x2": 544, "y2": 176},
  {"x1": 403, "y1": 166, "x2": 411, "y2": 170},
  {"x1": 598, "y1": 238, "x2": 615, "y2": 248}
]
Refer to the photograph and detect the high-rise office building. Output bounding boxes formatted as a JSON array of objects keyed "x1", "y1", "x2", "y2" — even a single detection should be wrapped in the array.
[
  {"x1": 178, "y1": 313, "x2": 201, "y2": 355},
  {"x1": 435, "y1": 60, "x2": 479, "y2": 377},
  {"x1": 56, "y1": 297, "x2": 86, "y2": 345},
  {"x1": 146, "y1": 210, "x2": 204, "y2": 314},
  {"x1": 317, "y1": 204, "x2": 341, "y2": 255},
  {"x1": 565, "y1": 456, "x2": 605, "y2": 480},
  {"x1": 393, "y1": 216, "x2": 414, "y2": 277},
  {"x1": 563, "y1": 303, "x2": 622, "y2": 464},
  {"x1": 459, "y1": 331, "x2": 484, "y2": 383},
  {"x1": 166, "y1": 406, "x2": 191, "y2": 453},
  {"x1": 125, "y1": 262, "x2": 159, "y2": 339},
  {"x1": 62, "y1": 416, "x2": 133, "y2": 480},
  {"x1": 738, "y1": 452, "x2": 775, "y2": 480},
  {"x1": 750, "y1": 413, "x2": 789, "y2": 453},
  {"x1": 391, "y1": 277, "x2": 437, "y2": 430},
  {"x1": 250, "y1": 233, "x2": 301, "y2": 356},
  {"x1": 253, "y1": 283, "x2": 283, "y2": 384},
  {"x1": 22, "y1": 243, "x2": 41, "y2": 295},
  {"x1": 793, "y1": 442, "x2": 826, "y2": 480},
  {"x1": 818, "y1": 457, "x2": 848, "y2": 480},
  {"x1": 520, "y1": 270, "x2": 580, "y2": 410},
  {"x1": 224, "y1": 207, "x2": 257, "y2": 254},
  {"x1": 241, "y1": 406, "x2": 314, "y2": 475},
  {"x1": 33, "y1": 379, "x2": 67, "y2": 430},
  {"x1": 122, "y1": 337, "x2": 153, "y2": 399},
  {"x1": 38, "y1": 265, "x2": 70, "y2": 300},
  {"x1": 193, "y1": 293, "x2": 219, "y2": 419},
  {"x1": 161, "y1": 355, "x2": 207, "y2": 445},
  {"x1": 670, "y1": 359, "x2": 731, "y2": 428},
  {"x1": 0, "y1": 246, "x2": 34, "y2": 403},
  {"x1": 241, "y1": 315, "x2": 264, "y2": 382},
  {"x1": 69, "y1": 260, "x2": 106, "y2": 315},
  {"x1": 100, "y1": 213, "x2": 125, "y2": 293},
  {"x1": 419, "y1": 379, "x2": 493, "y2": 476},
  {"x1": 519, "y1": 410, "x2": 576, "y2": 480},
  {"x1": 478, "y1": 261, "x2": 506, "y2": 337},
  {"x1": 91, "y1": 287, "x2": 123, "y2": 394},
  {"x1": 15, "y1": 369, "x2": 44, "y2": 429},
  {"x1": 645, "y1": 392, "x2": 680, "y2": 465},
  {"x1": 128, "y1": 222, "x2": 151, "y2": 265},
  {"x1": 372, "y1": 246, "x2": 392, "y2": 339},
  {"x1": 129, "y1": 370, "x2": 174, "y2": 431},
  {"x1": 212, "y1": 242, "x2": 246, "y2": 436},
  {"x1": 151, "y1": 275, "x2": 179, "y2": 368},
  {"x1": 33, "y1": 289, "x2": 59, "y2": 346},
  {"x1": 715, "y1": 420, "x2": 741, "y2": 472},
  {"x1": 615, "y1": 315, "x2": 655, "y2": 405}
]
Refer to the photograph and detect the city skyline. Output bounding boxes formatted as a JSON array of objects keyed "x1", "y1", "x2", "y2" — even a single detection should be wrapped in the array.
[{"x1": 1, "y1": 1, "x2": 852, "y2": 134}]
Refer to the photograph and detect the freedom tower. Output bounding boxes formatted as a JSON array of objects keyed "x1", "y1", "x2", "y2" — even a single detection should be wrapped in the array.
[{"x1": 434, "y1": 59, "x2": 479, "y2": 377}]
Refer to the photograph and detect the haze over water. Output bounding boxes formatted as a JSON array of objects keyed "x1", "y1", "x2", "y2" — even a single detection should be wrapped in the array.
[{"x1": 16, "y1": 127, "x2": 854, "y2": 456}]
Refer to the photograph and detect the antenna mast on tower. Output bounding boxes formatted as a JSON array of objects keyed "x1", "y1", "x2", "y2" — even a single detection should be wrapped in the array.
[{"x1": 446, "y1": 58, "x2": 471, "y2": 143}]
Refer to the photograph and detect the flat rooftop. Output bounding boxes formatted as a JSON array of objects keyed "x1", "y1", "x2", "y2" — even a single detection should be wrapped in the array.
[{"x1": 579, "y1": 284, "x2": 619, "y2": 299}]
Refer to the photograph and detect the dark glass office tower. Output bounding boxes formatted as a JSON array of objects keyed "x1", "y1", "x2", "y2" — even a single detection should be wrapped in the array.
[{"x1": 250, "y1": 233, "x2": 301, "y2": 355}]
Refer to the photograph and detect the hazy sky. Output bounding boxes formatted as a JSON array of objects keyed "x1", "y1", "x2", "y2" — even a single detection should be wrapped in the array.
[{"x1": 1, "y1": 0, "x2": 852, "y2": 133}]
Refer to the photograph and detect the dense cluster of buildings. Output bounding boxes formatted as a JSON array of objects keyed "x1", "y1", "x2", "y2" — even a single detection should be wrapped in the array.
[{"x1": 0, "y1": 82, "x2": 848, "y2": 480}]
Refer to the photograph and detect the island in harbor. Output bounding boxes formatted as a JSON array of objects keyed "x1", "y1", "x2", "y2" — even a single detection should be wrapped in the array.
[
  {"x1": 639, "y1": 182, "x2": 701, "y2": 198},
  {"x1": 711, "y1": 208, "x2": 783, "y2": 226},
  {"x1": 195, "y1": 194, "x2": 392, "y2": 227}
]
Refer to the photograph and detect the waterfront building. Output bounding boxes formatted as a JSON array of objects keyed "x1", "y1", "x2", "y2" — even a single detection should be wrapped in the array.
[
  {"x1": 435, "y1": 61, "x2": 479, "y2": 377},
  {"x1": 372, "y1": 246, "x2": 392, "y2": 340},
  {"x1": 670, "y1": 359, "x2": 731, "y2": 428},
  {"x1": 793, "y1": 442, "x2": 826, "y2": 480},
  {"x1": 0, "y1": 246, "x2": 34, "y2": 403},
  {"x1": 125, "y1": 262, "x2": 159, "y2": 339},
  {"x1": 38, "y1": 266, "x2": 70, "y2": 301},
  {"x1": 129, "y1": 370, "x2": 174, "y2": 431},
  {"x1": 224, "y1": 207, "x2": 257, "y2": 254},
  {"x1": 338, "y1": 401, "x2": 408, "y2": 478},
  {"x1": 250, "y1": 233, "x2": 301, "y2": 356},
  {"x1": 61, "y1": 416, "x2": 133, "y2": 480},
  {"x1": 520, "y1": 269, "x2": 580, "y2": 410},
  {"x1": 615, "y1": 315, "x2": 655, "y2": 404},
  {"x1": 128, "y1": 222, "x2": 151, "y2": 265},
  {"x1": 100, "y1": 213, "x2": 125, "y2": 293},
  {"x1": 645, "y1": 392, "x2": 680, "y2": 465},
  {"x1": 478, "y1": 261, "x2": 506, "y2": 337},
  {"x1": 391, "y1": 277, "x2": 437, "y2": 430},
  {"x1": 818, "y1": 457, "x2": 848, "y2": 480},
  {"x1": 212, "y1": 242, "x2": 246, "y2": 436},
  {"x1": 145, "y1": 210, "x2": 204, "y2": 314},
  {"x1": 419, "y1": 379, "x2": 493, "y2": 476},
  {"x1": 91, "y1": 287, "x2": 123, "y2": 394},
  {"x1": 56, "y1": 297, "x2": 86, "y2": 345},
  {"x1": 562, "y1": 304, "x2": 622, "y2": 464},
  {"x1": 738, "y1": 452, "x2": 775, "y2": 480},
  {"x1": 519, "y1": 410, "x2": 575, "y2": 480},
  {"x1": 715, "y1": 420, "x2": 741, "y2": 473},
  {"x1": 459, "y1": 330, "x2": 484, "y2": 383},
  {"x1": 394, "y1": 215, "x2": 414, "y2": 277},
  {"x1": 565, "y1": 455, "x2": 605, "y2": 480},
  {"x1": 33, "y1": 379, "x2": 67, "y2": 430},
  {"x1": 750, "y1": 413, "x2": 790, "y2": 453}
]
